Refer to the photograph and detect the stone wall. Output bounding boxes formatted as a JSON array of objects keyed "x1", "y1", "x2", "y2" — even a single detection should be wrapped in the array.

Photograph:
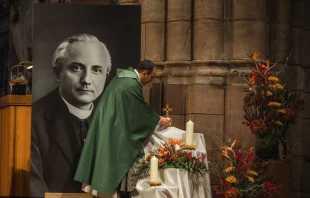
[{"x1": 138, "y1": 0, "x2": 310, "y2": 197}]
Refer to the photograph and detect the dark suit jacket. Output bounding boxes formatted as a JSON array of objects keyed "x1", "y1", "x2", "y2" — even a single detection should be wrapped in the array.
[{"x1": 30, "y1": 88, "x2": 93, "y2": 197}]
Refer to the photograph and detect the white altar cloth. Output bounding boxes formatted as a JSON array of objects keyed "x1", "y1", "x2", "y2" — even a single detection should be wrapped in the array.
[{"x1": 131, "y1": 126, "x2": 212, "y2": 198}]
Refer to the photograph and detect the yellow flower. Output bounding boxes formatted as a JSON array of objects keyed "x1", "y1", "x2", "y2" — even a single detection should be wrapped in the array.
[
  {"x1": 267, "y1": 76, "x2": 279, "y2": 82},
  {"x1": 277, "y1": 109, "x2": 286, "y2": 114},
  {"x1": 272, "y1": 83, "x2": 284, "y2": 90},
  {"x1": 247, "y1": 170, "x2": 258, "y2": 176},
  {"x1": 247, "y1": 176, "x2": 254, "y2": 183},
  {"x1": 268, "y1": 102, "x2": 281, "y2": 107},
  {"x1": 225, "y1": 175, "x2": 237, "y2": 183},
  {"x1": 266, "y1": 91, "x2": 273, "y2": 96},
  {"x1": 225, "y1": 167, "x2": 234, "y2": 173},
  {"x1": 274, "y1": 121, "x2": 283, "y2": 126}
]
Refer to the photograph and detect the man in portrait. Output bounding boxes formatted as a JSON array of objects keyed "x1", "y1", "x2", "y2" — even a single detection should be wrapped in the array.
[{"x1": 30, "y1": 34, "x2": 111, "y2": 197}]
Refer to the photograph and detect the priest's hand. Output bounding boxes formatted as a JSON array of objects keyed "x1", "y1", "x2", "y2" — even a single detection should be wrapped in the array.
[{"x1": 159, "y1": 116, "x2": 172, "y2": 127}]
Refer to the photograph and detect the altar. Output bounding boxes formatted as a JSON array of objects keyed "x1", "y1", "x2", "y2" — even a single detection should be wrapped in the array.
[
  {"x1": 131, "y1": 126, "x2": 212, "y2": 198},
  {"x1": 80, "y1": 126, "x2": 212, "y2": 198}
]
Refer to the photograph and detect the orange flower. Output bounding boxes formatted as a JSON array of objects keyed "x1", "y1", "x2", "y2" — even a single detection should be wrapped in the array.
[
  {"x1": 258, "y1": 62, "x2": 267, "y2": 68},
  {"x1": 168, "y1": 138, "x2": 174, "y2": 145},
  {"x1": 168, "y1": 137, "x2": 182, "y2": 146},
  {"x1": 252, "y1": 52, "x2": 261, "y2": 59},
  {"x1": 248, "y1": 147, "x2": 254, "y2": 155},
  {"x1": 222, "y1": 149, "x2": 228, "y2": 158},
  {"x1": 249, "y1": 74, "x2": 258, "y2": 85},
  {"x1": 263, "y1": 68, "x2": 269, "y2": 75},
  {"x1": 159, "y1": 145, "x2": 165, "y2": 152},
  {"x1": 231, "y1": 140, "x2": 237, "y2": 148},
  {"x1": 176, "y1": 139, "x2": 182, "y2": 146},
  {"x1": 266, "y1": 59, "x2": 270, "y2": 68}
]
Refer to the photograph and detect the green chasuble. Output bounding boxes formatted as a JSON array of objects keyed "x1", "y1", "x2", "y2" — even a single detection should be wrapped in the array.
[{"x1": 74, "y1": 67, "x2": 160, "y2": 195}]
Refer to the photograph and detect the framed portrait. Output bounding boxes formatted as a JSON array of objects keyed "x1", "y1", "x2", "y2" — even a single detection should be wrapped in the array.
[
  {"x1": 32, "y1": 3, "x2": 141, "y2": 102},
  {"x1": 31, "y1": 3, "x2": 141, "y2": 196}
]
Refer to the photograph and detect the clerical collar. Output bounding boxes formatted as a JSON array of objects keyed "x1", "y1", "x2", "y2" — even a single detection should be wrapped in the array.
[
  {"x1": 60, "y1": 95, "x2": 93, "y2": 119},
  {"x1": 134, "y1": 69, "x2": 141, "y2": 82}
]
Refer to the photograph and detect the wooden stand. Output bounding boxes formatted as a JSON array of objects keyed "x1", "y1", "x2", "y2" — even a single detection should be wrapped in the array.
[
  {"x1": 0, "y1": 95, "x2": 32, "y2": 196},
  {"x1": 45, "y1": 193, "x2": 93, "y2": 198}
]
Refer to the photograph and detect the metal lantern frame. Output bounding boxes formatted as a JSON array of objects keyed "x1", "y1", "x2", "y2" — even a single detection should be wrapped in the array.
[{"x1": 9, "y1": 61, "x2": 32, "y2": 95}]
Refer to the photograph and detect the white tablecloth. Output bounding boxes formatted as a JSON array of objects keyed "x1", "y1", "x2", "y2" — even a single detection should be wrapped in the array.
[{"x1": 131, "y1": 126, "x2": 212, "y2": 198}]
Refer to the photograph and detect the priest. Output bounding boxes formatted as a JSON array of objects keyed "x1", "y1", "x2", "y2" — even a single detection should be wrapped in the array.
[{"x1": 74, "y1": 60, "x2": 171, "y2": 197}]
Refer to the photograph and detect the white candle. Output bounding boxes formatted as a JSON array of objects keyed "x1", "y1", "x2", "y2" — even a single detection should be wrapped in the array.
[
  {"x1": 186, "y1": 119, "x2": 194, "y2": 145},
  {"x1": 150, "y1": 156, "x2": 158, "y2": 182}
]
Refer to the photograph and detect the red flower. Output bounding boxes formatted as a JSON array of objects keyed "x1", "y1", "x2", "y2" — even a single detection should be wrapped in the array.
[
  {"x1": 187, "y1": 153, "x2": 192, "y2": 160},
  {"x1": 262, "y1": 181, "x2": 283, "y2": 196},
  {"x1": 224, "y1": 187, "x2": 242, "y2": 198},
  {"x1": 249, "y1": 119, "x2": 268, "y2": 135},
  {"x1": 283, "y1": 107, "x2": 296, "y2": 122}
]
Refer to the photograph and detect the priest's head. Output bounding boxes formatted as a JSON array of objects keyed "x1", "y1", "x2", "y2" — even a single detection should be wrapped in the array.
[
  {"x1": 135, "y1": 60, "x2": 156, "y2": 85},
  {"x1": 52, "y1": 34, "x2": 111, "y2": 110}
]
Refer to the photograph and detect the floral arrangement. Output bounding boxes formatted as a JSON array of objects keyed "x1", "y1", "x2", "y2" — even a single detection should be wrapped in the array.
[
  {"x1": 209, "y1": 140, "x2": 283, "y2": 198},
  {"x1": 139, "y1": 138, "x2": 209, "y2": 177},
  {"x1": 240, "y1": 52, "x2": 304, "y2": 157}
]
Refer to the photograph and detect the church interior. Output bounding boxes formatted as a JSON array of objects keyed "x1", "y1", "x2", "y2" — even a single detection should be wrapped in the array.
[{"x1": 0, "y1": 0, "x2": 310, "y2": 198}]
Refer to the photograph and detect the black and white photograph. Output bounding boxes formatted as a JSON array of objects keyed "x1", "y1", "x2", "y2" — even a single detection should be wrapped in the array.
[{"x1": 30, "y1": 3, "x2": 141, "y2": 197}]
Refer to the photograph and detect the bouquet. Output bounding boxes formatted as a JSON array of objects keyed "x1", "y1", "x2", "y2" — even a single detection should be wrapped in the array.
[
  {"x1": 139, "y1": 138, "x2": 209, "y2": 177},
  {"x1": 209, "y1": 140, "x2": 283, "y2": 197},
  {"x1": 240, "y1": 52, "x2": 304, "y2": 157}
]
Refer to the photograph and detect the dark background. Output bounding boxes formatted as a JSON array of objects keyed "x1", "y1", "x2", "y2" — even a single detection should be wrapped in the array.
[
  {"x1": 32, "y1": 3, "x2": 141, "y2": 102},
  {"x1": 0, "y1": 3, "x2": 9, "y2": 97}
]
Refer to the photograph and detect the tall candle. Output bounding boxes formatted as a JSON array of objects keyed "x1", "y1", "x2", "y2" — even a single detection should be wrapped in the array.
[
  {"x1": 186, "y1": 119, "x2": 194, "y2": 145},
  {"x1": 150, "y1": 156, "x2": 158, "y2": 182}
]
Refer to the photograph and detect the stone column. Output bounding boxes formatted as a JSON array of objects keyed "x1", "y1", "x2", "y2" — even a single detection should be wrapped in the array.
[
  {"x1": 140, "y1": 0, "x2": 165, "y2": 61},
  {"x1": 193, "y1": 0, "x2": 224, "y2": 60},
  {"x1": 232, "y1": 0, "x2": 267, "y2": 59},
  {"x1": 166, "y1": 0, "x2": 192, "y2": 61},
  {"x1": 290, "y1": 0, "x2": 304, "y2": 64},
  {"x1": 294, "y1": 1, "x2": 310, "y2": 196},
  {"x1": 302, "y1": 1, "x2": 310, "y2": 66},
  {"x1": 269, "y1": 0, "x2": 290, "y2": 61}
]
